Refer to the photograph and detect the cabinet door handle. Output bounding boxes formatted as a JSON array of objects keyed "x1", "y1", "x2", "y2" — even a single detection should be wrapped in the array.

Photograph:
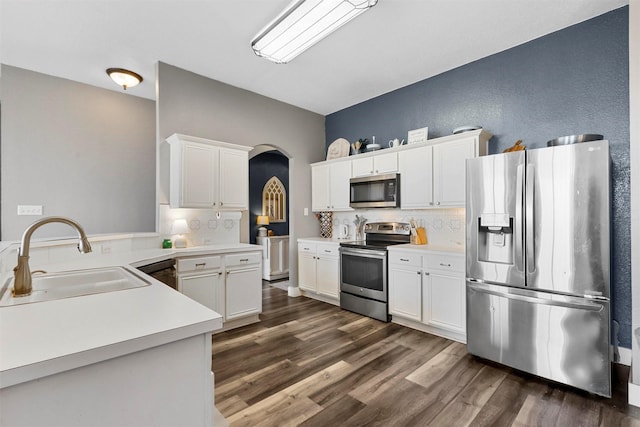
[
  {"x1": 400, "y1": 258, "x2": 410, "y2": 262},
  {"x1": 195, "y1": 263, "x2": 206, "y2": 268},
  {"x1": 213, "y1": 202, "x2": 217, "y2": 206},
  {"x1": 416, "y1": 271, "x2": 421, "y2": 275},
  {"x1": 323, "y1": 250, "x2": 331, "y2": 253},
  {"x1": 439, "y1": 263, "x2": 451, "y2": 267},
  {"x1": 424, "y1": 272, "x2": 430, "y2": 276},
  {"x1": 436, "y1": 201, "x2": 441, "y2": 205},
  {"x1": 240, "y1": 258, "x2": 249, "y2": 262},
  {"x1": 228, "y1": 267, "x2": 258, "y2": 275},
  {"x1": 220, "y1": 202, "x2": 224, "y2": 206}
]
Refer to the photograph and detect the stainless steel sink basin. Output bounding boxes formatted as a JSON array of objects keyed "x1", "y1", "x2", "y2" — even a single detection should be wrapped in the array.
[{"x1": 0, "y1": 267, "x2": 151, "y2": 307}]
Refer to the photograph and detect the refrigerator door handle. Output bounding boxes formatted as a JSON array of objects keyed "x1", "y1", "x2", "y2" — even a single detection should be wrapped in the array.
[
  {"x1": 526, "y1": 164, "x2": 535, "y2": 274},
  {"x1": 515, "y1": 163, "x2": 524, "y2": 272},
  {"x1": 467, "y1": 281, "x2": 604, "y2": 312}
]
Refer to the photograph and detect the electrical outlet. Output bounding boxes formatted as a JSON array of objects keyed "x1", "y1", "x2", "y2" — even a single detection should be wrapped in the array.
[
  {"x1": 101, "y1": 243, "x2": 112, "y2": 254},
  {"x1": 17, "y1": 205, "x2": 43, "y2": 216},
  {"x1": 304, "y1": 208, "x2": 309, "y2": 216}
]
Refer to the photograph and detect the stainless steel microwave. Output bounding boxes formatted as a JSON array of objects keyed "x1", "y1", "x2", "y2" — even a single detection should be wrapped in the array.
[{"x1": 350, "y1": 173, "x2": 400, "y2": 208}]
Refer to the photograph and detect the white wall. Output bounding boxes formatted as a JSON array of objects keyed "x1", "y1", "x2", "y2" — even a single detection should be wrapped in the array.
[
  {"x1": 155, "y1": 62, "x2": 326, "y2": 290},
  {"x1": 0, "y1": 65, "x2": 156, "y2": 241}
]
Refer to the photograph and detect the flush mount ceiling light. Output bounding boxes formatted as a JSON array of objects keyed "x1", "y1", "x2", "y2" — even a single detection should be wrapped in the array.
[
  {"x1": 251, "y1": 0, "x2": 378, "y2": 64},
  {"x1": 106, "y1": 68, "x2": 143, "y2": 90}
]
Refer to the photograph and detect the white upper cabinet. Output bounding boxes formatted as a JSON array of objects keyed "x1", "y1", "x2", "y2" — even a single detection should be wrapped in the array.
[
  {"x1": 219, "y1": 148, "x2": 249, "y2": 210},
  {"x1": 352, "y1": 152, "x2": 398, "y2": 177},
  {"x1": 311, "y1": 129, "x2": 491, "y2": 211},
  {"x1": 311, "y1": 161, "x2": 352, "y2": 212},
  {"x1": 167, "y1": 134, "x2": 251, "y2": 210},
  {"x1": 433, "y1": 134, "x2": 485, "y2": 207},
  {"x1": 399, "y1": 145, "x2": 433, "y2": 208},
  {"x1": 177, "y1": 141, "x2": 218, "y2": 208},
  {"x1": 311, "y1": 164, "x2": 331, "y2": 211}
]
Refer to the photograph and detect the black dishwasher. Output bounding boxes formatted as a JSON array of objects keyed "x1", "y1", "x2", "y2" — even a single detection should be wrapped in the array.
[{"x1": 136, "y1": 259, "x2": 177, "y2": 290}]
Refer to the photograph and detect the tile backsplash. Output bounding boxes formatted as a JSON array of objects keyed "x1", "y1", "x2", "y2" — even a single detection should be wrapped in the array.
[
  {"x1": 329, "y1": 208, "x2": 466, "y2": 248},
  {"x1": 158, "y1": 205, "x2": 241, "y2": 247}
]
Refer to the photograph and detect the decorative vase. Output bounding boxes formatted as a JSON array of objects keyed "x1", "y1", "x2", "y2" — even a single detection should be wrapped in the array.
[{"x1": 318, "y1": 211, "x2": 333, "y2": 238}]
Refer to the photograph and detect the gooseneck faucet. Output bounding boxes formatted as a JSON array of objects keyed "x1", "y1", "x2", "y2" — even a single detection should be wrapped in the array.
[{"x1": 13, "y1": 216, "x2": 92, "y2": 297}]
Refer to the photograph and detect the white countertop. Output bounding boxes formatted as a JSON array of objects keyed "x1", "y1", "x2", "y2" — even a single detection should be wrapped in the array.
[
  {"x1": 297, "y1": 237, "x2": 464, "y2": 254},
  {"x1": 0, "y1": 243, "x2": 261, "y2": 389},
  {"x1": 297, "y1": 237, "x2": 348, "y2": 244},
  {"x1": 387, "y1": 243, "x2": 465, "y2": 255}
]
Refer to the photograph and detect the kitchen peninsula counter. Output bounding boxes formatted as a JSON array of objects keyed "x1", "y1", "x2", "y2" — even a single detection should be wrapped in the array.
[
  {"x1": 0, "y1": 242, "x2": 260, "y2": 388},
  {"x1": 0, "y1": 241, "x2": 265, "y2": 426}
]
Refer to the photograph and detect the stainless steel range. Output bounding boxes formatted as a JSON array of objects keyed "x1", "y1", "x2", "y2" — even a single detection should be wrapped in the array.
[{"x1": 339, "y1": 222, "x2": 411, "y2": 322}]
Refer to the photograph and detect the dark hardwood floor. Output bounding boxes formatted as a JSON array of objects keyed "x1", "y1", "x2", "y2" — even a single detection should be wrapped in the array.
[{"x1": 212, "y1": 284, "x2": 640, "y2": 427}]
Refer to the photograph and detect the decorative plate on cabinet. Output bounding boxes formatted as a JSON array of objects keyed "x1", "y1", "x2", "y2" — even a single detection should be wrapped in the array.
[
  {"x1": 452, "y1": 125, "x2": 482, "y2": 134},
  {"x1": 326, "y1": 138, "x2": 350, "y2": 160}
]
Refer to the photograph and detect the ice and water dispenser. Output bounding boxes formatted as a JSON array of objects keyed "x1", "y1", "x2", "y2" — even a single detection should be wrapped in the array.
[{"x1": 477, "y1": 213, "x2": 514, "y2": 265}]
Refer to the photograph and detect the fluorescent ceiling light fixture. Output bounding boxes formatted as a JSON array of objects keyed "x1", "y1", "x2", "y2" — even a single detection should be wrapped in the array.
[
  {"x1": 252, "y1": 0, "x2": 378, "y2": 64},
  {"x1": 106, "y1": 68, "x2": 143, "y2": 90}
]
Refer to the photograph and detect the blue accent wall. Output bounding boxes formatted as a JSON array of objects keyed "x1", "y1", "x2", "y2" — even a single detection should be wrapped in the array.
[
  {"x1": 326, "y1": 7, "x2": 631, "y2": 347},
  {"x1": 249, "y1": 151, "x2": 290, "y2": 244}
]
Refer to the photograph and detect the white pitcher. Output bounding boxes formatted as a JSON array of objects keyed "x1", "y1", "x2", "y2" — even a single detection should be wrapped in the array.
[
  {"x1": 339, "y1": 224, "x2": 350, "y2": 239},
  {"x1": 388, "y1": 138, "x2": 405, "y2": 148}
]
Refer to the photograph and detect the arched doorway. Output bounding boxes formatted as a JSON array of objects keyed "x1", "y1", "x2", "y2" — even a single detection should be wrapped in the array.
[
  {"x1": 248, "y1": 146, "x2": 291, "y2": 244},
  {"x1": 248, "y1": 145, "x2": 293, "y2": 286}
]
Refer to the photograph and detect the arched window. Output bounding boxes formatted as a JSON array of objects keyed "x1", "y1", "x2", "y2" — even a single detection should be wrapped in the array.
[{"x1": 262, "y1": 176, "x2": 286, "y2": 223}]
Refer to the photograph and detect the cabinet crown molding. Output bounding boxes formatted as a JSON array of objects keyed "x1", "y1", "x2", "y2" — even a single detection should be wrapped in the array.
[
  {"x1": 166, "y1": 133, "x2": 253, "y2": 152},
  {"x1": 313, "y1": 129, "x2": 492, "y2": 167}
]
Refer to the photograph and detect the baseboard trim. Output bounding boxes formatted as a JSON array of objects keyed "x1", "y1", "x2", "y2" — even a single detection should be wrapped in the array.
[
  {"x1": 288, "y1": 285, "x2": 302, "y2": 297},
  {"x1": 617, "y1": 346, "x2": 632, "y2": 366},
  {"x1": 630, "y1": 365, "x2": 640, "y2": 408},
  {"x1": 299, "y1": 289, "x2": 339, "y2": 306}
]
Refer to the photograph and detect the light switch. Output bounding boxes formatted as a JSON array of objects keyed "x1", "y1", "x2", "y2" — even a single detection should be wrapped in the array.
[
  {"x1": 303, "y1": 208, "x2": 309, "y2": 216},
  {"x1": 17, "y1": 205, "x2": 43, "y2": 216}
]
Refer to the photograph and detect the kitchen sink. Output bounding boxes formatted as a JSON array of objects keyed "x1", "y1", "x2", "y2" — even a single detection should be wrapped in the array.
[{"x1": 0, "y1": 266, "x2": 151, "y2": 307}]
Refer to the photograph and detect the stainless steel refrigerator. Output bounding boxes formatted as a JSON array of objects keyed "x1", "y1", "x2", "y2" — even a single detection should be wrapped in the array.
[{"x1": 465, "y1": 139, "x2": 611, "y2": 397}]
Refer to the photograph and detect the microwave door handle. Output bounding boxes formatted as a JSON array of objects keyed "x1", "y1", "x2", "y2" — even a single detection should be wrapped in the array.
[
  {"x1": 526, "y1": 164, "x2": 535, "y2": 274},
  {"x1": 515, "y1": 163, "x2": 524, "y2": 272}
]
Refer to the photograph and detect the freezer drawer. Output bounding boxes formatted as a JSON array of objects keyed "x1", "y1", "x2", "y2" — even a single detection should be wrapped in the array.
[{"x1": 466, "y1": 281, "x2": 611, "y2": 397}]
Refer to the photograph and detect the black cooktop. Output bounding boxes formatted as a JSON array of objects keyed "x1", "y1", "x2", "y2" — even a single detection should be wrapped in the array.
[
  {"x1": 340, "y1": 240, "x2": 387, "y2": 250},
  {"x1": 339, "y1": 222, "x2": 411, "y2": 250},
  {"x1": 340, "y1": 240, "x2": 408, "y2": 250}
]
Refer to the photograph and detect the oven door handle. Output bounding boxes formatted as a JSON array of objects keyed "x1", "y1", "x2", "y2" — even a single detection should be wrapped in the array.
[{"x1": 340, "y1": 248, "x2": 387, "y2": 259}]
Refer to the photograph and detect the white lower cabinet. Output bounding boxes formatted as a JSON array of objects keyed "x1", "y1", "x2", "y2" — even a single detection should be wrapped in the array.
[
  {"x1": 179, "y1": 271, "x2": 225, "y2": 318},
  {"x1": 297, "y1": 240, "x2": 340, "y2": 303},
  {"x1": 177, "y1": 250, "x2": 262, "y2": 328},
  {"x1": 423, "y1": 270, "x2": 466, "y2": 334},
  {"x1": 225, "y1": 264, "x2": 262, "y2": 320},
  {"x1": 388, "y1": 248, "x2": 466, "y2": 342},
  {"x1": 388, "y1": 252, "x2": 422, "y2": 322},
  {"x1": 316, "y1": 255, "x2": 340, "y2": 298}
]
